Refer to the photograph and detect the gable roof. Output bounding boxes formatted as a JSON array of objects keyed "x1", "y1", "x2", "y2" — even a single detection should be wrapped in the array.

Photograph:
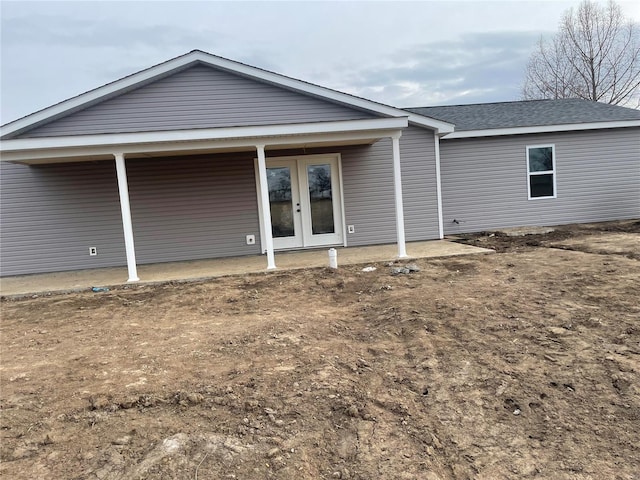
[
  {"x1": 1, "y1": 50, "x2": 453, "y2": 139},
  {"x1": 406, "y1": 99, "x2": 640, "y2": 139}
]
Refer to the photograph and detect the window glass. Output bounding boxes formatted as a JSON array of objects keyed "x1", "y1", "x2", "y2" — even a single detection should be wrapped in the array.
[
  {"x1": 530, "y1": 173, "x2": 554, "y2": 198},
  {"x1": 307, "y1": 164, "x2": 335, "y2": 234},
  {"x1": 527, "y1": 145, "x2": 555, "y2": 199},
  {"x1": 267, "y1": 167, "x2": 295, "y2": 237},
  {"x1": 528, "y1": 147, "x2": 553, "y2": 172}
]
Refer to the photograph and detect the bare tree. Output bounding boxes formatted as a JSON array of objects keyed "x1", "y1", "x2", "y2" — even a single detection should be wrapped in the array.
[{"x1": 522, "y1": 0, "x2": 640, "y2": 106}]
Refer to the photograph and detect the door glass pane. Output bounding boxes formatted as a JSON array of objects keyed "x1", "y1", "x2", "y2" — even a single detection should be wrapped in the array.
[
  {"x1": 267, "y1": 167, "x2": 295, "y2": 238},
  {"x1": 307, "y1": 164, "x2": 335, "y2": 235}
]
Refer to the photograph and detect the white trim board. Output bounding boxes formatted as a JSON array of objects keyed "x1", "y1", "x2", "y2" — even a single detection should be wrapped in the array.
[
  {"x1": 0, "y1": 118, "x2": 407, "y2": 163},
  {"x1": 1, "y1": 50, "x2": 454, "y2": 137},
  {"x1": 441, "y1": 120, "x2": 640, "y2": 139}
]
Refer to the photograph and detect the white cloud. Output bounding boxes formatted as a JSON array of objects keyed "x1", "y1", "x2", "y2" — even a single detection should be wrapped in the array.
[{"x1": 2, "y1": 1, "x2": 639, "y2": 123}]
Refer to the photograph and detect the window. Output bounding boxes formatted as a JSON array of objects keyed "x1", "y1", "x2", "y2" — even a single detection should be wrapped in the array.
[{"x1": 527, "y1": 145, "x2": 556, "y2": 199}]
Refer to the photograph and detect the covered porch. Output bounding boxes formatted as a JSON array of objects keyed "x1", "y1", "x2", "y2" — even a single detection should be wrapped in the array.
[
  {"x1": 1, "y1": 117, "x2": 433, "y2": 282},
  {"x1": 0, "y1": 239, "x2": 492, "y2": 297}
]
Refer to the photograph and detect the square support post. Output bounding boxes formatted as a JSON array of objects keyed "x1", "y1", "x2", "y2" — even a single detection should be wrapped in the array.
[
  {"x1": 434, "y1": 133, "x2": 444, "y2": 239},
  {"x1": 114, "y1": 153, "x2": 139, "y2": 282},
  {"x1": 256, "y1": 145, "x2": 276, "y2": 270},
  {"x1": 391, "y1": 133, "x2": 408, "y2": 258}
]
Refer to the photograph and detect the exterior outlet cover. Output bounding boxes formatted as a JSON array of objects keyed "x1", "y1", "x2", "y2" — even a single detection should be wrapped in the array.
[
  {"x1": 89, "y1": 247, "x2": 97, "y2": 256},
  {"x1": 347, "y1": 225, "x2": 355, "y2": 234},
  {"x1": 246, "y1": 234, "x2": 256, "y2": 245}
]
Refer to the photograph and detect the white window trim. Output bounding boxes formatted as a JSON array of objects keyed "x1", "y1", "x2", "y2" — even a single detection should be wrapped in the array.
[{"x1": 526, "y1": 144, "x2": 557, "y2": 200}]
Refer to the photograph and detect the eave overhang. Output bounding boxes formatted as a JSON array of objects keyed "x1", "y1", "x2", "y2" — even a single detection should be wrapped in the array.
[
  {"x1": 441, "y1": 119, "x2": 640, "y2": 139},
  {"x1": 0, "y1": 117, "x2": 409, "y2": 164}
]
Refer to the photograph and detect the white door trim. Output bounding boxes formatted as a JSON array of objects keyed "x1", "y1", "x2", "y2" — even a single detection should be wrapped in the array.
[
  {"x1": 297, "y1": 156, "x2": 344, "y2": 248},
  {"x1": 255, "y1": 153, "x2": 345, "y2": 253}
]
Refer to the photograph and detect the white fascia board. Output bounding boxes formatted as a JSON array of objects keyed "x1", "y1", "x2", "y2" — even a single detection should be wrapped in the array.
[
  {"x1": 0, "y1": 118, "x2": 407, "y2": 162},
  {"x1": 407, "y1": 113, "x2": 455, "y2": 134},
  {"x1": 2, "y1": 129, "x2": 404, "y2": 163},
  {"x1": 442, "y1": 120, "x2": 640, "y2": 139},
  {"x1": 1, "y1": 117, "x2": 408, "y2": 154},
  {"x1": 1, "y1": 50, "x2": 443, "y2": 136}
]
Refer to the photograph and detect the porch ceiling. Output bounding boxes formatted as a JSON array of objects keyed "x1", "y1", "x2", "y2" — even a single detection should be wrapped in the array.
[{"x1": 0, "y1": 117, "x2": 407, "y2": 164}]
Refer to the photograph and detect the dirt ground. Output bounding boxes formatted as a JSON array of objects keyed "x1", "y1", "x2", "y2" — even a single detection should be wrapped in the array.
[{"x1": 1, "y1": 220, "x2": 639, "y2": 480}]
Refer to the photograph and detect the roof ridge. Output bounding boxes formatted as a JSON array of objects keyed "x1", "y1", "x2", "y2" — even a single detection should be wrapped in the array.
[
  {"x1": 406, "y1": 98, "x2": 591, "y2": 110},
  {"x1": 2, "y1": 49, "x2": 454, "y2": 138}
]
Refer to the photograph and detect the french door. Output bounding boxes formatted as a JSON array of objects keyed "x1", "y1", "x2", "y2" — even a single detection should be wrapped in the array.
[{"x1": 258, "y1": 154, "x2": 344, "y2": 250}]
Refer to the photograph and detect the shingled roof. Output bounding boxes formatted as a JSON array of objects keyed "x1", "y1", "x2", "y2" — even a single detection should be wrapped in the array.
[{"x1": 406, "y1": 99, "x2": 640, "y2": 132}]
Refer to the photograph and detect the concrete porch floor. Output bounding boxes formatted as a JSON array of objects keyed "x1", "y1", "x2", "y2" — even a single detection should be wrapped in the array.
[{"x1": 0, "y1": 239, "x2": 493, "y2": 297}]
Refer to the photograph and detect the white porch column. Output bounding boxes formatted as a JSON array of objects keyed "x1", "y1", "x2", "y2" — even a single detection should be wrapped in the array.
[
  {"x1": 114, "y1": 153, "x2": 139, "y2": 282},
  {"x1": 434, "y1": 133, "x2": 444, "y2": 239},
  {"x1": 391, "y1": 132, "x2": 408, "y2": 258},
  {"x1": 256, "y1": 144, "x2": 276, "y2": 270}
]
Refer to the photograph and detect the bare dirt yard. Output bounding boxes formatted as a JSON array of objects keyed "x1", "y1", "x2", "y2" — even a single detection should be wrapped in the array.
[{"x1": 1, "y1": 220, "x2": 639, "y2": 480}]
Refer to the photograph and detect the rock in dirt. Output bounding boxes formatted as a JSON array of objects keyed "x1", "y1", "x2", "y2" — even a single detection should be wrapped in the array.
[
  {"x1": 390, "y1": 264, "x2": 421, "y2": 275},
  {"x1": 391, "y1": 267, "x2": 410, "y2": 275},
  {"x1": 89, "y1": 395, "x2": 111, "y2": 410},
  {"x1": 186, "y1": 392, "x2": 204, "y2": 404},
  {"x1": 113, "y1": 435, "x2": 132, "y2": 445},
  {"x1": 547, "y1": 326, "x2": 571, "y2": 336},
  {"x1": 266, "y1": 447, "x2": 280, "y2": 458},
  {"x1": 499, "y1": 226, "x2": 555, "y2": 237}
]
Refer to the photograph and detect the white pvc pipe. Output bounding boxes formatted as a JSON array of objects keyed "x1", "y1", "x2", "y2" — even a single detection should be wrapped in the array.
[
  {"x1": 328, "y1": 248, "x2": 338, "y2": 268},
  {"x1": 256, "y1": 145, "x2": 276, "y2": 270},
  {"x1": 114, "y1": 153, "x2": 139, "y2": 282},
  {"x1": 391, "y1": 133, "x2": 408, "y2": 258}
]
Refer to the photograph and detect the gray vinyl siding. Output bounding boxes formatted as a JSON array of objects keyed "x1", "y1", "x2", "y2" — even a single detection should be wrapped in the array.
[
  {"x1": 0, "y1": 154, "x2": 263, "y2": 276},
  {"x1": 0, "y1": 161, "x2": 127, "y2": 276},
  {"x1": 340, "y1": 141, "x2": 397, "y2": 245},
  {"x1": 126, "y1": 154, "x2": 261, "y2": 264},
  {"x1": 440, "y1": 128, "x2": 640, "y2": 235},
  {"x1": 17, "y1": 65, "x2": 376, "y2": 138},
  {"x1": 341, "y1": 125, "x2": 439, "y2": 246},
  {"x1": 400, "y1": 127, "x2": 440, "y2": 241}
]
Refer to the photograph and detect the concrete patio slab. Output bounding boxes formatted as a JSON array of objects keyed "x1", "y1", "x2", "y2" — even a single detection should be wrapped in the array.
[{"x1": 0, "y1": 239, "x2": 493, "y2": 298}]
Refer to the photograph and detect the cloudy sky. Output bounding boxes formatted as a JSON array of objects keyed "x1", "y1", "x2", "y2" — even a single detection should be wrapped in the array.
[{"x1": 1, "y1": 0, "x2": 639, "y2": 124}]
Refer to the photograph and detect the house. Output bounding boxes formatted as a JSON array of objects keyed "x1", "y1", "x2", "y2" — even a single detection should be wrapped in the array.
[
  {"x1": 1, "y1": 50, "x2": 638, "y2": 280},
  {"x1": 408, "y1": 101, "x2": 640, "y2": 235}
]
